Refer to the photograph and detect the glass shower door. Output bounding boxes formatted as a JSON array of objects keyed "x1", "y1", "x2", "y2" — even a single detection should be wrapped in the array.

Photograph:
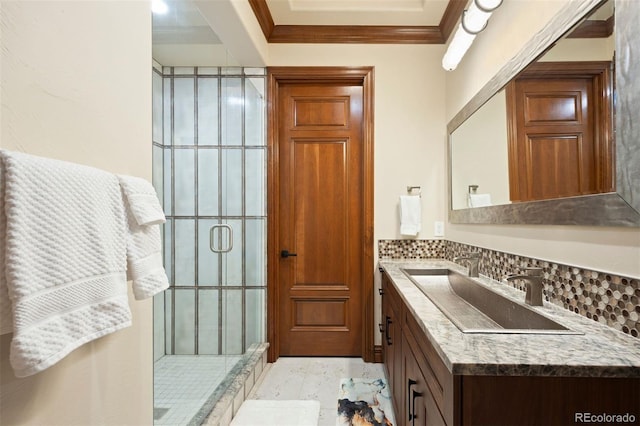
[{"x1": 153, "y1": 66, "x2": 266, "y2": 425}]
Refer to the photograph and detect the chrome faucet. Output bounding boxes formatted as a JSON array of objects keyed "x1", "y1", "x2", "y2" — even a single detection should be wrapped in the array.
[
  {"x1": 453, "y1": 252, "x2": 481, "y2": 277},
  {"x1": 505, "y1": 267, "x2": 545, "y2": 306}
]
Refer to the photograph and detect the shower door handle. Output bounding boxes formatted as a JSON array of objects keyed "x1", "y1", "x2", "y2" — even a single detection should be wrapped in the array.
[{"x1": 210, "y1": 224, "x2": 233, "y2": 253}]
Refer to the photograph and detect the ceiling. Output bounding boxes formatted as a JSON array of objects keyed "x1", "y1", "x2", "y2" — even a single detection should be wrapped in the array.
[{"x1": 152, "y1": 0, "x2": 465, "y2": 47}]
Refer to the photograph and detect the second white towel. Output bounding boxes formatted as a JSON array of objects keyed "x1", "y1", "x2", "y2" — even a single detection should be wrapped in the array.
[{"x1": 400, "y1": 195, "x2": 421, "y2": 236}]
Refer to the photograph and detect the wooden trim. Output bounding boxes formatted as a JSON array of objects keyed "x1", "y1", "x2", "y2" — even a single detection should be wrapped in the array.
[
  {"x1": 248, "y1": 0, "x2": 274, "y2": 40},
  {"x1": 266, "y1": 66, "x2": 375, "y2": 363},
  {"x1": 269, "y1": 25, "x2": 443, "y2": 44},
  {"x1": 248, "y1": 0, "x2": 466, "y2": 44},
  {"x1": 373, "y1": 345, "x2": 383, "y2": 363},
  {"x1": 439, "y1": 0, "x2": 468, "y2": 43},
  {"x1": 266, "y1": 69, "x2": 280, "y2": 363},
  {"x1": 567, "y1": 15, "x2": 614, "y2": 38}
]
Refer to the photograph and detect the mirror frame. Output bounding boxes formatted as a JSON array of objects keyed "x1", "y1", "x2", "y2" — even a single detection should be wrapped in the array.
[{"x1": 447, "y1": 0, "x2": 640, "y2": 226}]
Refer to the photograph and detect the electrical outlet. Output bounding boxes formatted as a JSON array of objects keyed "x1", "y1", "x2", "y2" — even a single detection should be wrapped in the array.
[{"x1": 434, "y1": 221, "x2": 445, "y2": 237}]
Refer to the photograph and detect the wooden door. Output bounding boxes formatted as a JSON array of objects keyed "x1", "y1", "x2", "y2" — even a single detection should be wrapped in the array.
[
  {"x1": 267, "y1": 67, "x2": 374, "y2": 360},
  {"x1": 506, "y1": 62, "x2": 613, "y2": 202}
]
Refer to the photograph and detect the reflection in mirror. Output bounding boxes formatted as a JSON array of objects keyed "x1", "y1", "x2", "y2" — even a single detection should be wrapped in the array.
[
  {"x1": 447, "y1": 0, "x2": 640, "y2": 227},
  {"x1": 450, "y1": 0, "x2": 614, "y2": 210}
]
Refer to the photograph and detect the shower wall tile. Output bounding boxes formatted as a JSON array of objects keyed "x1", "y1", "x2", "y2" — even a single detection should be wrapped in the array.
[
  {"x1": 245, "y1": 219, "x2": 266, "y2": 286},
  {"x1": 221, "y1": 149, "x2": 243, "y2": 216},
  {"x1": 378, "y1": 239, "x2": 640, "y2": 339},
  {"x1": 245, "y1": 149, "x2": 266, "y2": 216},
  {"x1": 222, "y1": 219, "x2": 243, "y2": 286},
  {"x1": 197, "y1": 148, "x2": 220, "y2": 215},
  {"x1": 245, "y1": 289, "x2": 265, "y2": 347},
  {"x1": 174, "y1": 220, "x2": 196, "y2": 286},
  {"x1": 198, "y1": 219, "x2": 220, "y2": 286},
  {"x1": 164, "y1": 289, "x2": 173, "y2": 355},
  {"x1": 173, "y1": 149, "x2": 196, "y2": 216},
  {"x1": 174, "y1": 77, "x2": 196, "y2": 145},
  {"x1": 197, "y1": 77, "x2": 219, "y2": 146},
  {"x1": 245, "y1": 78, "x2": 265, "y2": 147},
  {"x1": 221, "y1": 78, "x2": 243, "y2": 146},
  {"x1": 174, "y1": 289, "x2": 196, "y2": 354},
  {"x1": 198, "y1": 289, "x2": 219, "y2": 354},
  {"x1": 152, "y1": 70, "x2": 163, "y2": 144},
  {"x1": 222, "y1": 290, "x2": 243, "y2": 355}
]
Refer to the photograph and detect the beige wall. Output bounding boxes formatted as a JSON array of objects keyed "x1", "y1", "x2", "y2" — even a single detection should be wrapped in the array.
[
  {"x1": 0, "y1": 1, "x2": 153, "y2": 424},
  {"x1": 445, "y1": 0, "x2": 640, "y2": 278}
]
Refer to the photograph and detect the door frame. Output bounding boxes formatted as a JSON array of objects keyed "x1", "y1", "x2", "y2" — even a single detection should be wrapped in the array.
[{"x1": 266, "y1": 66, "x2": 375, "y2": 363}]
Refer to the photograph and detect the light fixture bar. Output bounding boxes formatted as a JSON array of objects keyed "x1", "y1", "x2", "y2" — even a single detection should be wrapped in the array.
[{"x1": 442, "y1": 0, "x2": 503, "y2": 71}]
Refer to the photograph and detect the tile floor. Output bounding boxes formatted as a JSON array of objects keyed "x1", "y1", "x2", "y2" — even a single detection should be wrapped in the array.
[
  {"x1": 246, "y1": 357, "x2": 391, "y2": 426},
  {"x1": 154, "y1": 355, "x2": 243, "y2": 426}
]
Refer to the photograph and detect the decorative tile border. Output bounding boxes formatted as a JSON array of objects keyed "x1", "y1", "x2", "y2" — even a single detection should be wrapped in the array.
[
  {"x1": 378, "y1": 239, "x2": 446, "y2": 259},
  {"x1": 378, "y1": 239, "x2": 640, "y2": 339}
]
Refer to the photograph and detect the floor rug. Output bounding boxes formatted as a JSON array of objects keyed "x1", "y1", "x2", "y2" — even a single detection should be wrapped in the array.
[
  {"x1": 231, "y1": 400, "x2": 320, "y2": 426},
  {"x1": 337, "y1": 378, "x2": 395, "y2": 426}
]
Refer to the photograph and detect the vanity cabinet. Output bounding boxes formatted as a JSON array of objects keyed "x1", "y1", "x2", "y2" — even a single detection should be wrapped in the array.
[
  {"x1": 380, "y1": 270, "x2": 640, "y2": 426},
  {"x1": 381, "y1": 271, "x2": 403, "y2": 415},
  {"x1": 381, "y1": 271, "x2": 456, "y2": 426}
]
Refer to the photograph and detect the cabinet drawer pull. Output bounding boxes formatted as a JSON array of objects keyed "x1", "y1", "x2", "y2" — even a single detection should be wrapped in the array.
[
  {"x1": 385, "y1": 316, "x2": 393, "y2": 346},
  {"x1": 379, "y1": 288, "x2": 384, "y2": 295},
  {"x1": 407, "y1": 379, "x2": 417, "y2": 421},
  {"x1": 410, "y1": 388, "x2": 423, "y2": 425}
]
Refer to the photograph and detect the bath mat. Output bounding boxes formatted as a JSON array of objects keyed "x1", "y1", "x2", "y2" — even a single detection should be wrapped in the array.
[
  {"x1": 231, "y1": 400, "x2": 320, "y2": 426},
  {"x1": 337, "y1": 378, "x2": 395, "y2": 426}
]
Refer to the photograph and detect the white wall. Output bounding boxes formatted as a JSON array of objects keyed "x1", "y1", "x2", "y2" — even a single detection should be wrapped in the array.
[
  {"x1": 0, "y1": 1, "x2": 153, "y2": 424},
  {"x1": 445, "y1": 0, "x2": 640, "y2": 278}
]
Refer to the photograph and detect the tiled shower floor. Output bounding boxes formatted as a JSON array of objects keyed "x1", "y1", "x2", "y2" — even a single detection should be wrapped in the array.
[{"x1": 154, "y1": 355, "x2": 242, "y2": 426}]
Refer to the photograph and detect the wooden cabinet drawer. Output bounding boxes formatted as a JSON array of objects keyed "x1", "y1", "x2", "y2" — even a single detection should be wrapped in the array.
[{"x1": 404, "y1": 306, "x2": 449, "y2": 412}]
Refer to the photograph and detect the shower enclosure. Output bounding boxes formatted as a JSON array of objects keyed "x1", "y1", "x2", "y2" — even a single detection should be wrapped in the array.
[{"x1": 151, "y1": 65, "x2": 267, "y2": 425}]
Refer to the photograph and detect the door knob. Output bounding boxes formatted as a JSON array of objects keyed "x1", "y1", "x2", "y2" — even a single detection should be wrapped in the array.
[{"x1": 281, "y1": 250, "x2": 297, "y2": 258}]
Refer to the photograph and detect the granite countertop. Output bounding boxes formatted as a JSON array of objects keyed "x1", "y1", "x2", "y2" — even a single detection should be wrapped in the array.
[{"x1": 379, "y1": 259, "x2": 640, "y2": 378}]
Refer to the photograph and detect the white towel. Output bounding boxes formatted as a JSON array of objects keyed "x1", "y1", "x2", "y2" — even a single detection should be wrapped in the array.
[
  {"x1": 0, "y1": 150, "x2": 131, "y2": 377},
  {"x1": 399, "y1": 195, "x2": 421, "y2": 236},
  {"x1": 118, "y1": 176, "x2": 169, "y2": 300},
  {"x1": 468, "y1": 193, "x2": 492, "y2": 208},
  {"x1": 117, "y1": 175, "x2": 165, "y2": 226}
]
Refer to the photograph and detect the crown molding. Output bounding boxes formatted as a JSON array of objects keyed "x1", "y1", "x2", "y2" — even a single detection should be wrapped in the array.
[{"x1": 248, "y1": 0, "x2": 466, "y2": 44}]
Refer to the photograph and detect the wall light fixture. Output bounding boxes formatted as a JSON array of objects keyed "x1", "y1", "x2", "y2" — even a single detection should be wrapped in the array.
[{"x1": 442, "y1": 0, "x2": 503, "y2": 71}]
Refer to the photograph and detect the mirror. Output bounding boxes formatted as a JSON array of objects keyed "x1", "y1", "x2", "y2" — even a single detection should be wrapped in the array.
[{"x1": 448, "y1": 0, "x2": 640, "y2": 226}]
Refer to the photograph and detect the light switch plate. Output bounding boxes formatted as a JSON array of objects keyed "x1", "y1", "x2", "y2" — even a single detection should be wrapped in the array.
[{"x1": 434, "y1": 221, "x2": 445, "y2": 237}]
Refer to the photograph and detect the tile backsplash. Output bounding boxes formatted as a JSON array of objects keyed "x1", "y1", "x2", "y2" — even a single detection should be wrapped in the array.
[{"x1": 378, "y1": 239, "x2": 640, "y2": 339}]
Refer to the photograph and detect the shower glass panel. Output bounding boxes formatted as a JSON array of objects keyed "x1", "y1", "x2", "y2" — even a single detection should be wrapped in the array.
[{"x1": 152, "y1": 65, "x2": 266, "y2": 425}]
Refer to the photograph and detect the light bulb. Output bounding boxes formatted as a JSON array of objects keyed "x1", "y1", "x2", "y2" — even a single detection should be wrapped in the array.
[{"x1": 152, "y1": 0, "x2": 168, "y2": 15}]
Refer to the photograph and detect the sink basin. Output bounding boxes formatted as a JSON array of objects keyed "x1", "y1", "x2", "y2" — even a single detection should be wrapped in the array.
[{"x1": 402, "y1": 268, "x2": 581, "y2": 335}]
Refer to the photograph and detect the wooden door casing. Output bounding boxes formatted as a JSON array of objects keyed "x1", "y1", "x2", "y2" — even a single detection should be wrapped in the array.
[
  {"x1": 266, "y1": 67, "x2": 375, "y2": 362},
  {"x1": 506, "y1": 61, "x2": 613, "y2": 203}
]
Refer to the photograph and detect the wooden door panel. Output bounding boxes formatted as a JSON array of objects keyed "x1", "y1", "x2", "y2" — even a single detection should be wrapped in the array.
[
  {"x1": 292, "y1": 97, "x2": 350, "y2": 129},
  {"x1": 292, "y1": 139, "x2": 347, "y2": 285},
  {"x1": 277, "y1": 83, "x2": 363, "y2": 356},
  {"x1": 526, "y1": 134, "x2": 595, "y2": 199},
  {"x1": 508, "y1": 71, "x2": 604, "y2": 202}
]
